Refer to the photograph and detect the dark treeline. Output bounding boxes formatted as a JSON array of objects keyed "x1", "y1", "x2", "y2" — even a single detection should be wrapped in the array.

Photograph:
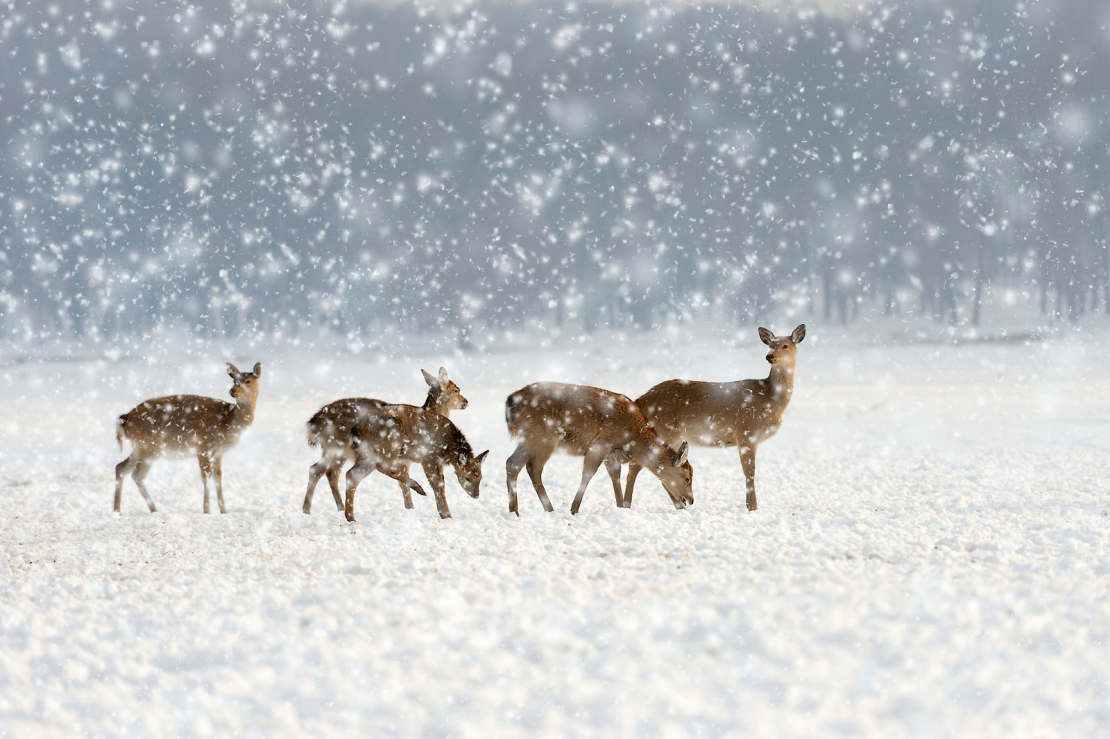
[{"x1": 0, "y1": 0, "x2": 1107, "y2": 346}]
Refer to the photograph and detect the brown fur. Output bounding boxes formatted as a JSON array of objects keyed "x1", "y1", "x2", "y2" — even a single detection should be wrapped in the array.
[
  {"x1": 302, "y1": 367, "x2": 467, "y2": 514},
  {"x1": 622, "y1": 324, "x2": 805, "y2": 511},
  {"x1": 343, "y1": 404, "x2": 488, "y2": 521},
  {"x1": 504, "y1": 382, "x2": 692, "y2": 516},
  {"x1": 113, "y1": 362, "x2": 262, "y2": 514}
]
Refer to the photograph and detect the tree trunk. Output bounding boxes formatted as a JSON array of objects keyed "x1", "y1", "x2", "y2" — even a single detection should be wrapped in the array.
[
  {"x1": 823, "y1": 272, "x2": 833, "y2": 321},
  {"x1": 1102, "y1": 236, "x2": 1110, "y2": 317},
  {"x1": 972, "y1": 243, "x2": 985, "y2": 326}
]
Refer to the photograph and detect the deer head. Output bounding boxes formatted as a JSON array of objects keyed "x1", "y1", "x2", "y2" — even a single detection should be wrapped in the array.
[
  {"x1": 227, "y1": 362, "x2": 262, "y2": 404},
  {"x1": 759, "y1": 325, "x2": 805, "y2": 366}
]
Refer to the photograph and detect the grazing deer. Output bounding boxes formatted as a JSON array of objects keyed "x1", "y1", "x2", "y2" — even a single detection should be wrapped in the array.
[
  {"x1": 343, "y1": 406, "x2": 488, "y2": 521},
  {"x1": 621, "y1": 324, "x2": 805, "y2": 511},
  {"x1": 303, "y1": 367, "x2": 467, "y2": 514},
  {"x1": 504, "y1": 382, "x2": 692, "y2": 516},
  {"x1": 113, "y1": 362, "x2": 262, "y2": 514}
]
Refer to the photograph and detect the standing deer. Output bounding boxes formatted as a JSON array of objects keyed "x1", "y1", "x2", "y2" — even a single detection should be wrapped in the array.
[
  {"x1": 504, "y1": 382, "x2": 692, "y2": 516},
  {"x1": 621, "y1": 324, "x2": 805, "y2": 511},
  {"x1": 303, "y1": 367, "x2": 467, "y2": 514},
  {"x1": 113, "y1": 362, "x2": 262, "y2": 514},
  {"x1": 343, "y1": 406, "x2": 488, "y2": 521}
]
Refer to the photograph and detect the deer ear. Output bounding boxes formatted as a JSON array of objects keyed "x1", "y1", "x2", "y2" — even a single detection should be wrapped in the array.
[
  {"x1": 673, "y1": 441, "x2": 689, "y2": 467},
  {"x1": 475, "y1": 450, "x2": 489, "y2": 465},
  {"x1": 226, "y1": 363, "x2": 239, "y2": 377},
  {"x1": 253, "y1": 362, "x2": 262, "y2": 377},
  {"x1": 791, "y1": 324, "x2": 806, "y2": 344},
  {"x1": 421, "y1": 368, "x2": 436, "y2": 387},
  {"x1": 438, "y1": 366, "x2": 449, "y2": 383},
  {"x1": 757, "y1": 327, "x2": 775, "y2": 346}
]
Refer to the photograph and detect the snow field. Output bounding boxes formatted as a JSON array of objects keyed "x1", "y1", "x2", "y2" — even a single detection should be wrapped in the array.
[{"x1": 1, "y1": 328, "x2": 1108, "y2": 737}]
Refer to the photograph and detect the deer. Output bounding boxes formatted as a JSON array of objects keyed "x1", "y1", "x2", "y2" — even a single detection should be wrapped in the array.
[
  {"x1": 303, "y1": 367, "x2": 467, "y2": 514},
  {"x1": 620, "y1": 324, "x2": 805, "y2": 512},
  {"x1": 504, "y1": 382, "x2": 693, "y2": 516},
  {"x1": 113, "y1": 362, "x2": 262, "y2": 514},
  {"x1": 343, "y1": 405, "x2": 488, "y2": 522}
]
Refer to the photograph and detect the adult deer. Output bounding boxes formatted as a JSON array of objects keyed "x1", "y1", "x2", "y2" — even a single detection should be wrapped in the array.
[
  {"x1": 621, "y1": 324, "x2": 805, "y2": 511},
  {"x1": 304, "y1": 367, "x2": 467, "y2": 514},
  {"x1": 113, "y1": 362, "x2": 262, "y2": 514},
  {"x1": 504, "y1": 382, "x2": 692, "y2": 516},
  {"x1": 343, "y1": 406, "x2": 488, "y2": 521}
]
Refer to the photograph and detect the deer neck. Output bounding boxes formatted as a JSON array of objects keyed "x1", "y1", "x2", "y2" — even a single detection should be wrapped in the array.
[
  {"x1": 766, "y1": 362, "x2": 795, "y2": 405},
  {"x1": 446, "y1": 429, "x2": 472, "y2": 468},
  {"x1": 231, "y1": 396, "x2": 257, "y2": 430},
  {"x1": 629, "y1": 433, "x2": 673, "y2": 474},
  {"x1": 422, "y1": 392, "x2": 450, "y2": 418}
]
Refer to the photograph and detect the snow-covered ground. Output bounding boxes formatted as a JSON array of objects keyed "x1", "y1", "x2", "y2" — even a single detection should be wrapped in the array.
[{"x1": 1, "y1": 325, "x2": 1108, "y2": 737}]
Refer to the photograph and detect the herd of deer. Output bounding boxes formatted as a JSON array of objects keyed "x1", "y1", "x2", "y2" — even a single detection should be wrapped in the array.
[{"x1": 114, "y1": 325, "x2": 806, "y2": 520}]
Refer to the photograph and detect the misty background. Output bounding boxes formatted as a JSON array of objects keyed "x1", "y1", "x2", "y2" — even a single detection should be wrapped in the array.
[{"x1": 1, "y1": 0, "x2": 1106, "y2": 354}]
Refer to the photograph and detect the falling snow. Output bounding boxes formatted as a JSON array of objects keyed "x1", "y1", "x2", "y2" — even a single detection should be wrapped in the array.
[{"x1": 2, "y1": 0, "x2": 1109, "y2": 736}]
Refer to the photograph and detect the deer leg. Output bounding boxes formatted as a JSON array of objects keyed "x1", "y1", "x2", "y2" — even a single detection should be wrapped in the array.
[
  {"x1": 132, "y1": 459, "x2": 158, "y2": 513},
  {"x1": 198, "y1": 456, "x2": 214, "y2": 514},
  {"x1": 306, "y1": 451, "x2": 347, "y2": 514},
  {"x1": 344, "y1": 460, "x2": 375, "y2": 523},
  {"x1": 398, "y1": 481, "x2": 414, "y2": 509},
  {"x1": 303, "y1": 456, "x2": 330, "y2": 514},
  {"x1": 398, "y1": 463, "x2": 415, "y2": 510},
  {"x1": 526, "y1": 455, "x2": 555, "y2": 513},
  {"x1": 324, "y1": 464, "x2": 344, "y2": 512},
  {"x1": 422, "y1": 463, "x2": 451, "y2": 519},
  {"x1": 214, "y1": 458, "x2": 227, "y2": 514},
  {"x1": 739, "y1": 444, "x2": 758, "y2": 511},
  {"x1": 374, "y1": 462, "x2": 427, "y2": 502},
  {"x1": 128, "y1": 457, "x2": 159, "y2": 510},
  {"x1": 570, "y1": 448, "x2": 607, "y2": 516},
  {"x1": 403, "y1": 464, "x2": 427, "y2": 497},
  {"x1": 132, "y1": 462, "x2": 158, "y2": 513},
  {"x1": 623, "y1": 461, "x2": 644, "y2": 509},
  {"x1": 506, "y1": 444, "x2": 529, "y2": 516},
  {"x1": 604, "y1": 455, "x2": 624, "y2": 509},
  {"x1": 114, "y1": 455, "x2": 136, "y2": 513}
]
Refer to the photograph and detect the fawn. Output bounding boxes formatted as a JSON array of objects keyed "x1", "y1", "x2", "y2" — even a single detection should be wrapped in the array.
[
  {"x1": 621, "y1": 324, "x2": 805, "y2": 511},
  {"x1": 343, "y1": 405, "x2": 488, "y2": 521},
  {"x1": 504, "y1": 382, "x2": 692, "y2": 516},
  {"x1": 114, "y1": 362, "x2": 262, "y2": 514},
  {"x1": 303, "y1": 367, "x2": 467, "y2": 514}
]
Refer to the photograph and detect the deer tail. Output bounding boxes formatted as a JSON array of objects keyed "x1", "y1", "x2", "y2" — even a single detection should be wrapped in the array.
[
  {"x1": 504, "y1": 393, "x2": 522, "y2": 438},
  {"x1": 115, "y1": 415, "x2": 126, "y2": 452},
  {"x1": 305, "y1": 412, "x2": 323, "y2": 449}
]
